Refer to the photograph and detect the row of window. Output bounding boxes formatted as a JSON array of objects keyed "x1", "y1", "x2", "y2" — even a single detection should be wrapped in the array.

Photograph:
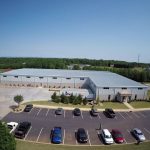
[
  {"x1": 103, "y1": 87, "x2": 143, "y2": 90},
  {"x1": 2, "y1": 75, "x2": 85, "y2": 80}
]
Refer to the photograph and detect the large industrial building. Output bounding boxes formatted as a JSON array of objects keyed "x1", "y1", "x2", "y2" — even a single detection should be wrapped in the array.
[{"x1": 0, "y1": 68, "x2": 148, "y2": 102}]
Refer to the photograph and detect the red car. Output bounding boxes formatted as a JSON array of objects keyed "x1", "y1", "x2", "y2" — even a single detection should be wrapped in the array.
[{"x1": 111, "y1": 129, "x2": 124, "y2": 143}]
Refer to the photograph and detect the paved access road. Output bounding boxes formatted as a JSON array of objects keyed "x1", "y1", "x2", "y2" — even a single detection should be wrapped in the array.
[{"x1": 2, "y1": 108, "x2": 150, "y2": 146}]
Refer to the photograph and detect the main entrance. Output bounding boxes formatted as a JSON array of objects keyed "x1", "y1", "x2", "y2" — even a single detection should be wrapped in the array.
[{"x1": 117, "y1": 91, "x2": 132, "y2": 102}]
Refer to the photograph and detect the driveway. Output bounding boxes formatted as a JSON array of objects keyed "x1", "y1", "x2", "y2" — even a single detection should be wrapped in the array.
[{"x1": 0, "y1": 87, "x2": 52, "y2": 119}]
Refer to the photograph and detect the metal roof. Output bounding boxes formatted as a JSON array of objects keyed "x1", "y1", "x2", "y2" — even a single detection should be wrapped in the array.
[{"x1": 0, "y1": 68, "x2": 147, "y2": 88}]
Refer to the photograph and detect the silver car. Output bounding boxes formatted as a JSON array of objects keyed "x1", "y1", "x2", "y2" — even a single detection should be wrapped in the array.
[{"x1": 132, "y1": 128, "x2": 146, "y2": 142}]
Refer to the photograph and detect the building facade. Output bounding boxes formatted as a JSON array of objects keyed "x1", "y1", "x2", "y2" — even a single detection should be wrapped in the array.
[{"x1": 0, "y1": 68, "x2": 148, "y2": 102}]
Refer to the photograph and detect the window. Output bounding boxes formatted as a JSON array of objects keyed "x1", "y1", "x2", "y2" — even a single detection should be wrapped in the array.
[
  {"x1": 14, "y1": 76, "x2": 18, "y2": 78},
  {"x1": 103, "y1": 87, "x2": 109, "y2": 89},
  {"x1": 3, "y1": 75, "x2": 7, "y2": 77},
  {"x1": 138, "y1": 88, "x2": 143, "y2": 90},
  {"x1": 122, "y1": 87, "x2": 127, "y2": 90},
  {"x1": 26, "y1": 76, "x2": 31, "y2": 78},
  {"x1": 80, "y1": 77, "x2": 84, "y2": 80},
  {"x1": 39, "y1": 77, "x2": 44, "y2": 79},
  {"x1": 53, "y1": 77, "x2": 57, "y2": 79},
  {"x1": 66, "y1": 77, "x2": 71, "y2": 80}
]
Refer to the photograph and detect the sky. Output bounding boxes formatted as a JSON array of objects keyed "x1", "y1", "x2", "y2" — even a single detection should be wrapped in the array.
[{"x1": 0, "y1": 0, "x2": 150, "y2": 63}]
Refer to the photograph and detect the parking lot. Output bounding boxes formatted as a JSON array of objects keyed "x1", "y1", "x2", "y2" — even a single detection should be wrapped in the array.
[{"x1": 2, "y1": 107, "x2": 150, "y2": 146}]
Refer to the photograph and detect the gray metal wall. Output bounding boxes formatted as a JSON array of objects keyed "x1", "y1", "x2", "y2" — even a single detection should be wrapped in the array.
[{"x1": 96, "y1": 87, "x2": 148, "y2": 101}]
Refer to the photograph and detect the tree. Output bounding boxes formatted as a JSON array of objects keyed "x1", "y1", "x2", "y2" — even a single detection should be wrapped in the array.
[
  {"x1": 60, "y1": 93, "x2": 65, "y2": 103},
  {"x1": 77, "y1": 94, "x2": 83, "y2": 104},
  {"x1": 63, "y1": 96, "x2": 69, "y2": 104},
  {"x1": 73, "y1": 64, "x2": 80, "y2": 70},
  {"x1": 83, "y1": 97, "x2": 88, "y2": 105},
  {"x1": 55, "y1": 96, "x2": 61, "y2": 103},
  {"x1": 0, "y1": 121, "x2": 16, "y2": 150},
  {"x1": 51, "y1": 92, "x2": 57, "y2": 101},
  {"x1": 69, "y1": 93, "x2": 75, "y2": 103},
  {"x1": 13, "y1": 95, "x2": 23, "y2": 107}
]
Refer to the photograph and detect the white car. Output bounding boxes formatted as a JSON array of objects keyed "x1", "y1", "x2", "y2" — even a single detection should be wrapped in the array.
[
  {"x1": 101, "y1": 129, "x2": 114, "y2": 144},
  {"x1": 7, "y1": 122, "x2": 18, "y2": 133},
  {"x1": 132, "y1": 128, "x2": 146, "y2": 142}
]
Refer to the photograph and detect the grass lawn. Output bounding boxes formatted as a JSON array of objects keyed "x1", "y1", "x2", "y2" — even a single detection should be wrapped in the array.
[
  {"x1": 129, "y1": 101, "x2": 150, "y2": 108},
  {"x1": 23, "y1": 101, "x2": 128, "y2": 109},
  {"x1": 16, "y1": 140, "x2": 150, "y2": 150}
]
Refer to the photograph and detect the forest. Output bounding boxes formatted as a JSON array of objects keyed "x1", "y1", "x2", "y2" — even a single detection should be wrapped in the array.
[{"x1": 0, "y1": 57, "x2": 150, "y2": 82}]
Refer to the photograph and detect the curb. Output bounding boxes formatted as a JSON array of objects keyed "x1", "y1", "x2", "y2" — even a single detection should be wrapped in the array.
[{"x1": 32, "y1": 104, "x2": 150, "y2": 112}]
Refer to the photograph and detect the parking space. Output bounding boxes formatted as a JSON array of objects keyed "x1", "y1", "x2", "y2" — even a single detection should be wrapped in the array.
[{"x1": 2, "y1": 108, "x2": 150, "y2": 146}]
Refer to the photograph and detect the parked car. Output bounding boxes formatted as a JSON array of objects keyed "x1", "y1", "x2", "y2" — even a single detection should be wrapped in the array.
[
  {"x1": 51, "y1": 127, "x2": 62, "y2": 144},
  {"x1": 55, "y1": 108, "x2": 64, "y2": 115},
  {"x1": 73, "y1": 108, "x2": 81, "y2": 116},
  {"x1": 90, "y1": 108, "x2": 98, "y2": 116},
  {"x1": 101, "y1": 129, "x2": 114, "y2": 144},
  {"x1": 14, "y1": 122, "x2": 31, "y2": 139},
  {"x1": 111, "y1": 129, "x2": 124, "y2": 143},
  {"x1": 131, "y1": 128, "x2": 146, "y2": 142},
  {"x1": 7, "y1": 122, "x2": 18, "y2": 133},
  {"x1": 24, "y1": 104, "x2": 33, "y2": 112},
  {"x1": 76, "y1": 128, "x2": 88, "y2": 143},
  {"x1": 104, "y1": 108, "x2": 115, "y2": 118}
]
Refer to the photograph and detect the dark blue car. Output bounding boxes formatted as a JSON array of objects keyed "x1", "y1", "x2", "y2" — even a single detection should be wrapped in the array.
[{"x1": 51, "y1": 127, "x2": 62, "y2": 144}]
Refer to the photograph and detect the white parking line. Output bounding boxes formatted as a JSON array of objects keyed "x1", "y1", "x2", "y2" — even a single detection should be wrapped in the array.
[
  {"x1": 144, "y1": 128, "x2": 150, "y2": 134},
  {"x1": 124, "y1": 138, "x2": 127, "y2": 144},
  {"x1": 64, "y1": 110, "x2": 65, "y2": 118},
  {"x1": 75, "y1": 130, "x2": 78, "y2": 145},
  {"x1": 81, "y1": 111, "x2": 83, "y2": 119},
  {"x1": 28, "y1": 108, "x2": 33, "y2": 114},
  {"x1": 87, "y1": 130, "x2": 91, "y2": 146},
  {"x1": 45, "y1": 109, "x2": 49, "y2": 116},
  {"x1": 98, "y1": 113, "x2": 101, "y2": 119},
  {"x1": 127, "y1": 129, "x2": 130, "y2": 133},
  {"x1": 118, "y1": 112, "x2": 126, "y2": 119},
  {"x1": 138, "y1": 112, "x2": 146, "y2": 118},
  {"x1": 132, "y1": 112, "x2": 140, "y2": 118},
  {"x1": 36, "y1": 108, "x2": 41, "y2": 116},
  {"x1": 125, "y1": 112, "x2": 133, "y2": 119},
  {"x1": 24, "y1": 126, "x2": 32, "y2": 140},
  {"x1": 63, "y1": 129, "x2": 65, "y2": 144},
  {"x1": 90, "y1": 115, "x2": 92, "y2": 119},
  {"x1": 36, "y1": 128, "x2": 43, "y2": 142}
]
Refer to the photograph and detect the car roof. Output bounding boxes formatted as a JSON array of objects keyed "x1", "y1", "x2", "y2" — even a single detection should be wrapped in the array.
[
  {"x1": 112, "y1": 129, "x2": 122, "y2": 133},
  {"x1": 134, "y1": 128, "x2": 142, "y2": 133},
  {"x1": 78, "y1": 128, "x2": 86, "y2": 132},
  {"x1": 103, "y1": 129, "x2": 111, "y2": 135},
  {"x1": 7, "y1": 122, "x2": 18, "y2": 125}
]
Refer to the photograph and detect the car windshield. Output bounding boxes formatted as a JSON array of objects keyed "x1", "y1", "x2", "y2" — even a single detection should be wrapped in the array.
[
  {"x1": 54, "y1": 133, "x2": 61, "y2": 138},
  {"x1": 137, "y1": 132, "x2": 143, "y2": 135},
  {"x1": 115, "y1": 133, "x2": 123, "y2": 138},
  {"x1": 15, "y1": 131, "x2": 23, "y2": 136},
  {"x1": 105, "y1": 135, "x2": 112, "y2": 138},
  {"x1": 7, "y1": 125, "x2": 13, "y2": 129}
]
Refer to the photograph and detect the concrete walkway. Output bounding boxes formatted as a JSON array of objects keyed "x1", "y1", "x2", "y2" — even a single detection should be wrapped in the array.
[
  {"x1": 123, "y1": 102, "x2": 134, "y2": 110},
  {"x1": 33, "y1": 104, "x2": 150, "y2": 112}
]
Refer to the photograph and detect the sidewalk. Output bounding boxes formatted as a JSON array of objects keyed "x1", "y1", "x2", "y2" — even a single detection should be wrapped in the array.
[{"x1": 33, "y1": 104, "x2": 150, "y2": 112}]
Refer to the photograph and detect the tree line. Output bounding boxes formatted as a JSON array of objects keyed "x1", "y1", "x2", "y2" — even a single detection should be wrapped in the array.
[{"x1": 0, "y1": 57, "x2": 150, "y2": 82}]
